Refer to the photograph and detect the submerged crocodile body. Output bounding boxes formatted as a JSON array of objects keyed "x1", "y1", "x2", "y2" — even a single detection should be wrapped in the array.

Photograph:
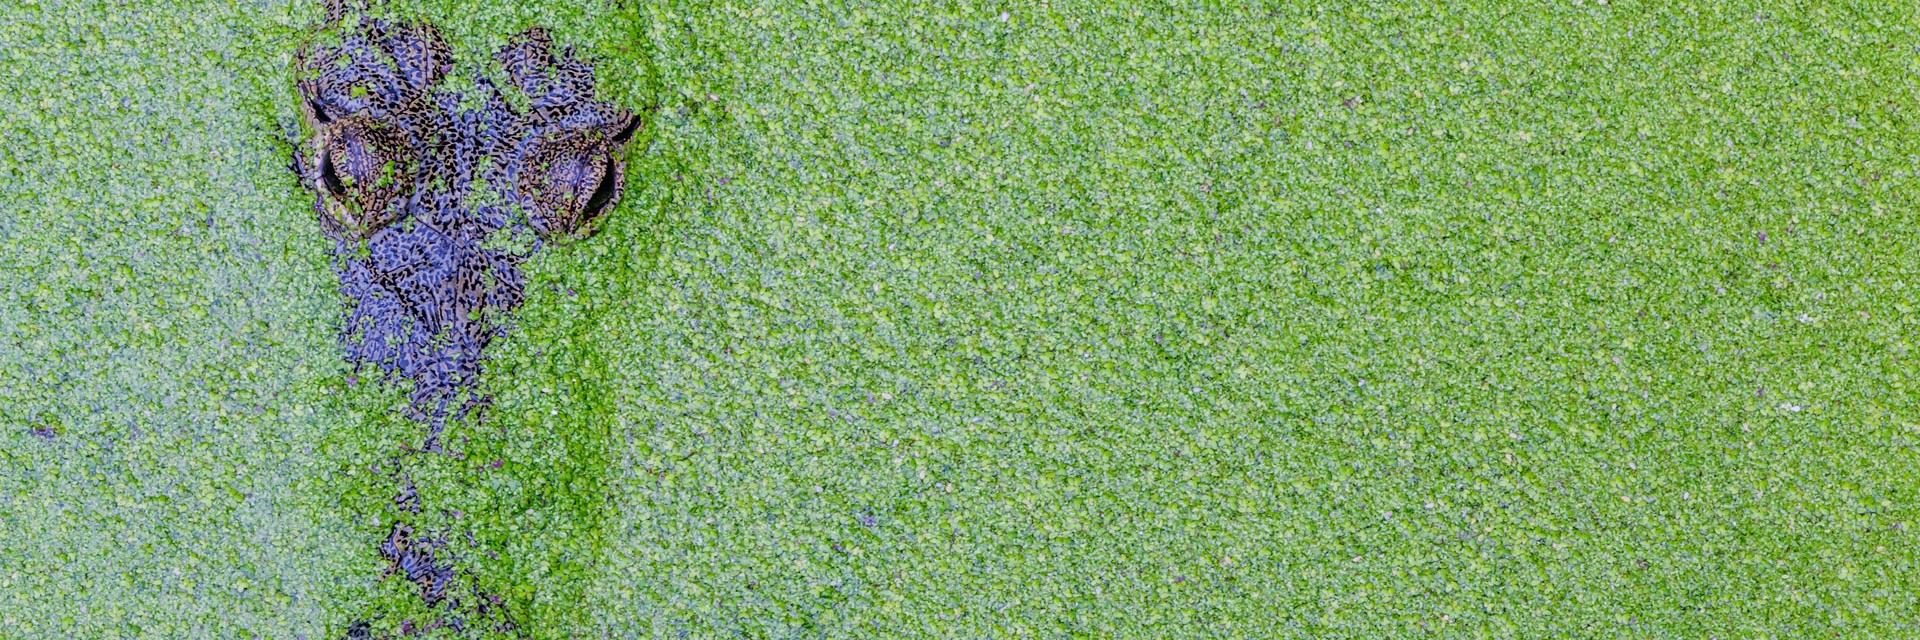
[{"x1": 290, "y1": 0, "x2": 641, "y2": 635}]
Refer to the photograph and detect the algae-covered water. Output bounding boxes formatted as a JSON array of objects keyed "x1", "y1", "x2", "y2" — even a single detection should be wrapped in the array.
[{"x1": 5, "y1": 0, "x2": 1920, "y2": 637}]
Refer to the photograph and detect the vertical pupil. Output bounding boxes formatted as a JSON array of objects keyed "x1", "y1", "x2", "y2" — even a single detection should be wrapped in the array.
[
  {"x1": 320, "y1": 151, "x2": 349, "y2": 197},
  {"x1": 580, "y1": 156, "x2": 618, "y2": 219}
]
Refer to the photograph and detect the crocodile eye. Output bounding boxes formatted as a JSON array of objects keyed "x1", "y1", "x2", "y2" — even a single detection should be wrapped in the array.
[
  {"x1": 513, "y1": 114, "x2": 643, "y2": 239},
  {"x1": 514, "y1": 134, "x2": 619, "y2": 239},
  {"x1": 310, "y1": 118, "x2": 414, "y2": 238}
]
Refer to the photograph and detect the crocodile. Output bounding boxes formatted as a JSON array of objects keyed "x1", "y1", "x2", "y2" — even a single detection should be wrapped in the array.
[{"x1": 290, "y1": 0, "x2": 643, "y2": 635}]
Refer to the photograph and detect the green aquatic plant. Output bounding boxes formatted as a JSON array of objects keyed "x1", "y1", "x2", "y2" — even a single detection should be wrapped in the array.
[{"x1": 5, "y1": 0, "x2": 1920, "y2": 638}]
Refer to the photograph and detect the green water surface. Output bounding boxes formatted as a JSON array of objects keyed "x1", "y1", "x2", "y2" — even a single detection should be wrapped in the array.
[{"x1": 4, "y1": 0, "x2": 1920, "y2": 637}]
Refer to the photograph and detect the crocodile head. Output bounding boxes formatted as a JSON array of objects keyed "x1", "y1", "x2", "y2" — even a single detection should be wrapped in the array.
[{"x1": 291, "y1": 4, "x2": 642, "y2": 432}]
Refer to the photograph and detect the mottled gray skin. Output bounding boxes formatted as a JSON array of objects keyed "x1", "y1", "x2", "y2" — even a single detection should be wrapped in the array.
[
  {"x1": 293, "y1": 9, "x2": 637, "y2": 438},
  {"x1": 290, "y1": 1, "x2": 641, "y2": 635}
]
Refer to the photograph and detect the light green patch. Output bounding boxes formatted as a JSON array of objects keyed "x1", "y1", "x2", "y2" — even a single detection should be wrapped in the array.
[{"x1": 0, "y1": 0, "x2": 361, "y2": 636}]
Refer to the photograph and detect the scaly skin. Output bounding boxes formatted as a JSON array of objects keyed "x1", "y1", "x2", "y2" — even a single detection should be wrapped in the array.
[{"x1": 290, "y1": 1, "x2": 643, "y2": 635}]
